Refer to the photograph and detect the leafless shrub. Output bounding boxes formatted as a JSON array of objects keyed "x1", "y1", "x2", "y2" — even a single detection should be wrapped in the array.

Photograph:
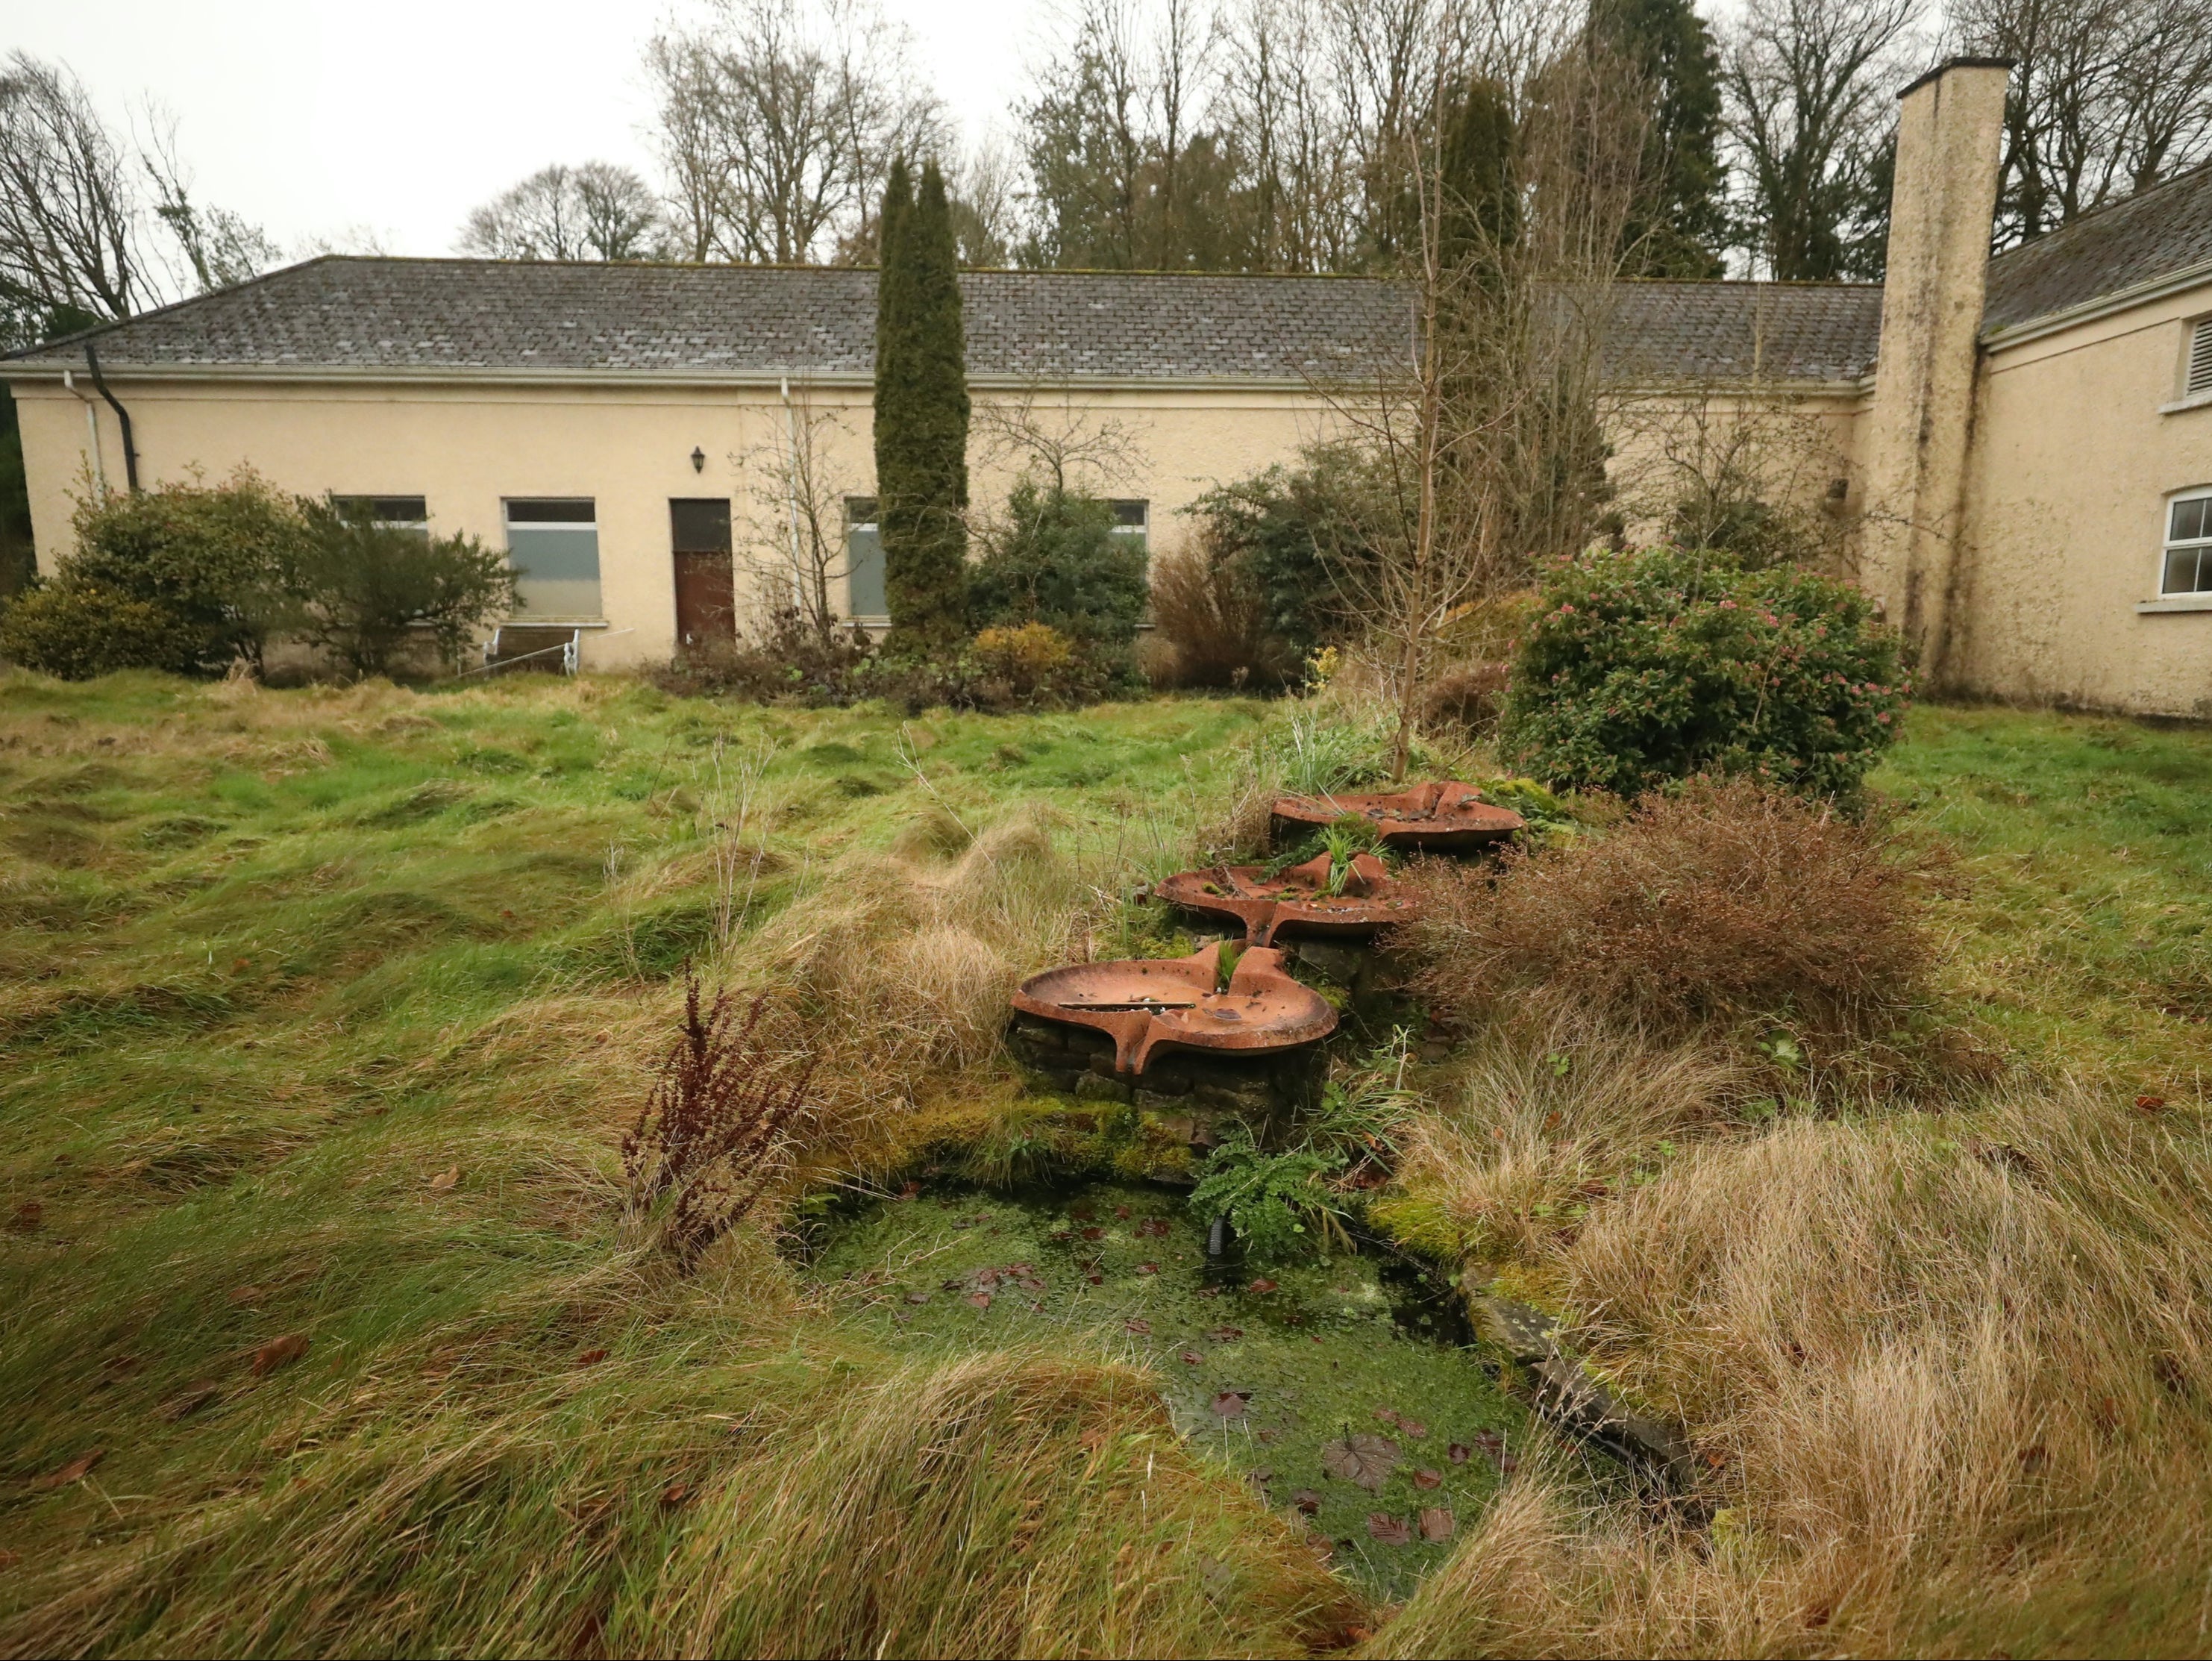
[
  {"x1": 1419, "y1": 661, "x2": 1508, "y2": 736},
  {"x1": 623, "y1": 975, "x2": 815, "y2": 1271},
  {"x1": 1144, "y1": 539, "x2": 1298, "y2": 690},
  {"x1": 1402, "y1": 778, "x2": 1934, "y2": 1054}
]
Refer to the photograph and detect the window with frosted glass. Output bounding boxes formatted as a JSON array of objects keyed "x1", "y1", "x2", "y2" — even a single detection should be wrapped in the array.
[
  {"x1": 504, "y1": 498, "x2": 601, "y2": 618},
  {"x1": 845, "y1": 496, "x2": 886, "y2": 620},
  {"x1": 2164, "y1": 493, "x2": 2212, "y2": 596}
]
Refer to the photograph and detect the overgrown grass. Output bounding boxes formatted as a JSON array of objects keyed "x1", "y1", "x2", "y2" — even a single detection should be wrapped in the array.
[{"x1": 1, "y1": 679, "x2": 2206, "y2": 1657}]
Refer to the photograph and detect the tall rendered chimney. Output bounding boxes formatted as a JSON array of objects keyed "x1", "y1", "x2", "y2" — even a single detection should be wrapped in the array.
[{"x1": 1859, "y1": 57, "x2": 2011, "y2": 682}]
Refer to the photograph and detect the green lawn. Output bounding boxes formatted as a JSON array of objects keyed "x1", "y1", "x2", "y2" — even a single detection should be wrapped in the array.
[{"x1": 1, "y1": 672, "x2": 2205, "y2": 1656}]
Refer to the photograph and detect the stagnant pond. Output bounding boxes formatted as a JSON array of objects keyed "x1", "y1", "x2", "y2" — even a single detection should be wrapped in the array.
[{"x1": 806, "y1": 1177, "x2": 1532, "y2": 1598}]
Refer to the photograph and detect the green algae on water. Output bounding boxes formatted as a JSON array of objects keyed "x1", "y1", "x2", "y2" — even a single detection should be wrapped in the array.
[{"x1": 806, "y1": 1178, "x2": 1529, "y2": 1599}]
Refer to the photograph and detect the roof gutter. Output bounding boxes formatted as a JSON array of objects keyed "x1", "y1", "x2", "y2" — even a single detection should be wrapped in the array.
[{"x1": 82, "y1": 342, "x2": 140, "y2": 492}]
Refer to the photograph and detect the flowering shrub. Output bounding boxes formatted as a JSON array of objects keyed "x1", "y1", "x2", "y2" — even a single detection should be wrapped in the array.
[{"x1": 1500, "y1": 546, "x2": 1909, "y2": 800}]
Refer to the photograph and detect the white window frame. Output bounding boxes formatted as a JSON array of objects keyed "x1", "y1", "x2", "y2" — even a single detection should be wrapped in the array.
[
  {"x1": 502, "y1": 497, "x2": 605, "y2": 623},
  {"x1": 2140, "y1": 485, "x2": 2212, "y2": 613},
  {"x1": 842, "y1": 497, "x2": 888, "y2": 625},
  {"x1": 1108, "y1": 498, "x2": 1150, "y2": 542},
  {"x1": 332, "y1": 493, "x2": 427, "y2": 529}
]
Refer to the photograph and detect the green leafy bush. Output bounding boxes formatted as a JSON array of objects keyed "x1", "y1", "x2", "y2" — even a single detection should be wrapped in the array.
[
  {"x1": 0, "y1": 581, "x2": 185, "y2": 678},
  {"x1": 1171, "y1": 445, "x2": 1380, "y2": 678},
  {"x1": 2, "y1": 472, "x2": 309, "y2": 677},
  {"x1": 286, "y1": 502, "x2": 518, "y2": 678},
  {"x1": 968, "y1": 481, "x2": 1146, "y2": 657},
  {"x1": 1500, "y1": 546, "x2": 1908, "y2": 799}
]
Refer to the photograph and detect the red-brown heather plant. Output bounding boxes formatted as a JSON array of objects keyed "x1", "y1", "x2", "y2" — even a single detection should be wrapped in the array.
[
  {"x1": 1401, "y1": 778, "x2": 1936, "y2": 1054},
  {"x1": 624, "y1": 975, "x2": 816, "y2": 1271}
]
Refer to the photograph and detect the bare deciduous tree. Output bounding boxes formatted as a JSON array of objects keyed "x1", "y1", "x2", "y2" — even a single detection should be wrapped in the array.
[
  {"x1": 457, "y1": 162, "x2": 664, "y2": 261},
  {"x1": 0, "y1": 52, "x2": 281, "y2": 342},
  {"x1": 0, "y1": 52, "x2": 146, "y2": 322},
  {"x1": 647, "y1": 0, "x2": 946, "y2": 266},
  {"x1": 143, "y1": 118, "x2": 282, "y2": 293},
  {"x1": 1723, "y1": 0, "x2": 1921, "y2": 279},
  {"x1": 1951, "y1": 0, "x2": 2212, "y2": 245},
  {"x1": 1311, "y1": 22, "x2": 1646, "y2": 779},
  {"x1": 737, "y1": 384, "x2": 865, "y2": 642}
]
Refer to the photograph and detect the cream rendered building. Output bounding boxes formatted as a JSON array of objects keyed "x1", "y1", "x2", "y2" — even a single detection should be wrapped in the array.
[{"x1": 4, "y1": 58, "x2": 2211, "y2": 712}]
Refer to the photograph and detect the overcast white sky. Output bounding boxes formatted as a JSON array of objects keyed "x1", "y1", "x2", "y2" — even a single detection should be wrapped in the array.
[{"x1": 7, "y1": 0, "x2": 1040, "y2": 261}]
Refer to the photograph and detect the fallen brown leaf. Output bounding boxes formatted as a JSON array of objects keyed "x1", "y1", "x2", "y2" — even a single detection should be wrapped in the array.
[
  {"x1": 659, "y1": 1482, "x2": 692, "y2": 1508},
  {"x1": 31, "y1": 1448, "x2": 104, "y2": 1491},
  {"x1": 966, "y1": 1292, "x2": 992, "y2": 1309},
  {"x1": 574, "y1": 1348, "x2": 609, "y2": 1366},
  {"x1": 1447, "y1": 1442, "x2": 1471, "y2": 1463},
  {"x1": 1321, "y1": 1433, "x2": 1399, "y2": 1492},
  {"x1": 1247, "y1": 1277, "x2": 1278, "y2": 1293},
  {"x1": 1367, "y1": 1512, "x2": 1412, "y2": 1545},
  {"x1": 1291, "y1": 1489, "x2": 1322, "y2": 1515},
  {"x1": 1419, "y1": 1506, "x2": 1456, "y2": 1541},
  {"x1": 1207, "y1": 1326, "x2": 1244, "y2": 1342},
  {"x1": 1211, "y1": 1390, "x2": 1250, "y2": 1418},
  {"x1": 428, "y1": 1166, "x2": 459, "y2": 1191},
  {"x1": 7, "y1": 1202, "x2": 41, "y2": 1233},
  {"x1": 1180, "y1": 1350, "x2": 1203, "y2": 1365},
  {"x1": 1136, "y1": 1261, "x2": 1159, "y2": 1275},
  {"x1": 1412, "y1": 1468, "x2": 1442, "y2": 1489},
  {"x1": 1124, "y1": 1317, "x2": 1151, "y2": 1335},
  {"x1": 251, "y1": 1333, "x2": 310, "y2": 1375}
]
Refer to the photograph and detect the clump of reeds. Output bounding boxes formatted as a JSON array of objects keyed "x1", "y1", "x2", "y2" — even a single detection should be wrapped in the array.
[{"x1": 623, "y1": 974, "x2": 814, "y2": 1270}]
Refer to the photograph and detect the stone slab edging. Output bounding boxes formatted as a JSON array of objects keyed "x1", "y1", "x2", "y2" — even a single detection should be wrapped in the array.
[{"x1": 1479, "y1": 1295, "x2": 1698, "y2": 1487}]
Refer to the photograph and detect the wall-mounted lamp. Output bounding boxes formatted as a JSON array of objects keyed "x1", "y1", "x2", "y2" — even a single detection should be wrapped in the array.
[{"x1": 691, "y1": 446, "x2": 706, "y2": 473}]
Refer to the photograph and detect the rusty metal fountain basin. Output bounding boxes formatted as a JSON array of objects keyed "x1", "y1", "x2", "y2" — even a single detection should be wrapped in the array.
[
  {"x1": 1273, "y1": 780, "x2": 1525, "y2": 852},
  {"x1": 1012, "y1": 942, "x2": 1337, "y2": 1076},
  {"x1": 1153, "y1": 851, "x2": 1414, "y2": 947}
]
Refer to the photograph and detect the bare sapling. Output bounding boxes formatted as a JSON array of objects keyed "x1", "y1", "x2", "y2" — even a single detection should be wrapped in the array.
[
  {"x1": 739, "y1": 381, "x2": 868, "y2": 645},
  {"x1": 1308, "y1": 15, "x2": 1646, "y2": 778},
  {"x1": 624, "y1": 974, "x2": 816, "y2": 1271}
]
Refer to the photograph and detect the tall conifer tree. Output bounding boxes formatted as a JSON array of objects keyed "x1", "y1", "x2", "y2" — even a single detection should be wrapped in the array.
[
  {"x1": 1594, "y1": 0, "x2": 1727, "y2": 278},
  {"x1": 873, "y1": 157, "x2": 971, "y2": 654}
]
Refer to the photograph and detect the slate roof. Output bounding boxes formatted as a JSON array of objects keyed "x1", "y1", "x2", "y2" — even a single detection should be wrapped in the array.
[
  {"x1": 3, "y1": 255, "x2": 1887, "y2": 387},
  {"x1": 2, "y1": 259, "x2": 1414, "y2": 382},
  {"x1": 1983, "y1": 160, "x2": 2212, "y2": 335},
  {"x1": 1605, "y1": 280, "x2": 1883, "y2": 384},
  {"x1": 9, "y1": 162, "x2": 2209, "y2": 386}
]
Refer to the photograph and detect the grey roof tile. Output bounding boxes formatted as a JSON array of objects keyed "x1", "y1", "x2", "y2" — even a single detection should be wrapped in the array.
[
  {"x1": 2, "y1": 259, "x2": 1412, "y2": 381},
  {"x1": 1983, "y1": 161, "x2": 2212, "y2": 334},
  {"x1": 5, "y1": 256, "x2": 1886, "y2": 387},
  {"x1": 1604, "y1": 280, "x2": 1883, "y2": 383}
]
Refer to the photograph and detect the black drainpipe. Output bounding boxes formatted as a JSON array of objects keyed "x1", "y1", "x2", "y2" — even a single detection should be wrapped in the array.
[{"x1": 82, "y1": 342, "x2": 139, "y2": 493}]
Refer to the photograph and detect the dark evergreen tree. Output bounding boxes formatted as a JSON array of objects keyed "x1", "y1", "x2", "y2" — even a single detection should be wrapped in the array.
[
  {"x1": 1436, "y1": 77, "x2": 1520, "y2": 284},
  {"x1": 1594, "y1": 0, "x2": 1727, "y2": 278},
  {"x1": 873, "y1": 158, "x2": 971, "y2": 654}
]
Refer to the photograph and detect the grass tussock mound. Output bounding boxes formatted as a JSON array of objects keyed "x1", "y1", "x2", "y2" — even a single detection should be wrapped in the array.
[
  {"x1": 664, "y1": 1352, "x2": 1360, "y2": 1657},
  {"x1": 2, "y1": 1345, "x2": 1355, "y2": 1660},
  {"x1": 1403, "y1": 779, "x2": 1934, "y2": 1054},
  {"x1": 1391, "y1": 1010, "x2": 1755, "y2": 1265},
  {"x1": 1380, "y1": 1082, "x2": 2212, "y2": 1657}
]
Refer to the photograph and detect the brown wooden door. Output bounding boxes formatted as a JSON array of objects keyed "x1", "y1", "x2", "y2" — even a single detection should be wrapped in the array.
[{"x1": 670, "y1": 499, "x2": 736, "y2": 651}]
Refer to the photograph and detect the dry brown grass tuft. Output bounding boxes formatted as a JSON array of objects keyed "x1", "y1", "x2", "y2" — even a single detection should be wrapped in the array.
[
  {"x1": 1395, "y1": 1010, "x2": 1754, "y2": 1266},
  {"x1": 662, "y1": 1351, "x2": 1362, "y2": 1657},
  {"x1": 1402, "y1": 778, "x2": 1935, "y2": 1057},
  {"x1": 732, "y1": 809, "x2": 1097, "y2": 1177},
  {"x1": 1382, "y1": 1082, "x2": 2212, "y2": 1657}
]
